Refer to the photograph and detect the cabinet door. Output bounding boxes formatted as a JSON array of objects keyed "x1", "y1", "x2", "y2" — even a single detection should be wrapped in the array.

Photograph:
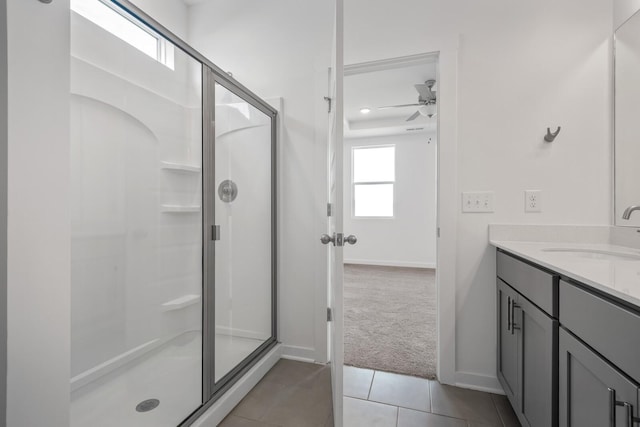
[
  {"x1": 497, "y1": 279, "x2": 520, "y2": 406},
  {"x1": 559, "y1": 328, "x2": 639, "y2": 427},
  {"x1": 516, "y1": 295, "x2": 558, "y2": 427}
]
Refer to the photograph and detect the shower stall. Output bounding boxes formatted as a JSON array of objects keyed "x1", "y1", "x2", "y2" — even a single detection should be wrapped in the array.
[{"x1": 69, "y1": 2, "x2": 277, "y2": 426}]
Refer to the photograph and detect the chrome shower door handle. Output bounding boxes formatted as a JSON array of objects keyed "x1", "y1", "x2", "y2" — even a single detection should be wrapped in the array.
[
  {"x1": 320, "y1": 234, "x2": 335, "y2": 245},
  {"x1": 344, "y1": 235, "x2": 357, "y2": 245}
]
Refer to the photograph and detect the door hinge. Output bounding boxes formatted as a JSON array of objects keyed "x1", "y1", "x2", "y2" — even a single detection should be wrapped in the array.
[
  {"x1": 437, "y1": 227, "x2": 440, "y2": 238},
  {"x1": 327, "y1": 307, "x2": 333, "y2": 322},
  {"x1": 324, "y1": 96, "x2": 332, "y2": 114},
  {"x1": 327, "y1": 203, "x2": 333, "y2": 217},
  {"x1": 212, "y1": 225, "x2": 220, "y2": 241}
]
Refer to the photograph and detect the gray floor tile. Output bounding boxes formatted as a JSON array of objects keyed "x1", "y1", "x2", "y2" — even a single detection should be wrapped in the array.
[
  {"x1": 397, "y1": 408, "x2": 466, "y2": 427},
  {"x1": 429, "y1": 382, "x2": 502, "y2": 426},
  {"x1": 323, "y1": 411, "x2": 334, "y2": 427},
  {"x1": 343, "y1": 366, "x2": 374, "y2": 399},
  {"x1": 343, "y1": 397, "x2": 398, "y2": 427},
  {"x1": 231, "y1": 379, "x2": 291, "y2": 420},
  {"x1": 262, "y1": 359, "x2": 326, "y2": 387},
  {"x1": 368, "y1": 371, "x2": 431, "y2": 412},
  {"x1": 260, "y1": 381, "x2": 332, "y2": 427},
  {"x1": 491, "y1": 394, "x2": 521, "y2": 427},
  {"x1": 219, "y1": 415, "x2": 281, "y2": 427}
]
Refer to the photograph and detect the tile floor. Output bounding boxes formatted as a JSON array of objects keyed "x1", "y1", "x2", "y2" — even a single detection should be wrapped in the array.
[
  {"x1": 219, "y1": 360, "x2": 521, "y2": 427},
  {"x1": 343, "y1": 366, "x2": 521, "y2": 427},
  {"x1": 219, "y1": 359, "x2": 333, "y2": 427}
]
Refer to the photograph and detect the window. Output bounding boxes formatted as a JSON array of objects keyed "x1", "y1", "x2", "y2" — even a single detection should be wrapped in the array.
[
  {"x1": 71, "y1": 0, "x2": 174, "y2": 69},
  {"x1": 352, "y1": 145, "x2": 395, "y2": 217}
]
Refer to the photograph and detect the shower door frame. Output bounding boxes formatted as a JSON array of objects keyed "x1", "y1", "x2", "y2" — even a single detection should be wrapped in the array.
[
  {"x1": 201, "y1": 68, "x2": 279, "y2": 407},
  {"x1": 107, "y1": 2, "x2": 279, "y2": 426}
]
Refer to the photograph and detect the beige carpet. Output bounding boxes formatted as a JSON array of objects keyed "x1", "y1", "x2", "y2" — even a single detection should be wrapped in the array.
[{"x1": 344, "y1": 264, "x2": 437, "y2": 379}]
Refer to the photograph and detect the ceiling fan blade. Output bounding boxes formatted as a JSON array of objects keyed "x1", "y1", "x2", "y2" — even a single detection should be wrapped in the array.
[
  {"x1": 406, "y1": 111, "x2": 421, "y2": 121},
  {"x1": 414, "y1": 84, "x2": 430, "y2": 98},
  {"x1": 415, "y1": 83, "x2": 436, "y2": 100},
  {"x1": 377, "y1": 103, "x2": 421, "y2": 110}
]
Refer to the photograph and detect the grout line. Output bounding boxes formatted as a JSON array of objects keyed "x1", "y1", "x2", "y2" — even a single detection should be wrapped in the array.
[
  {"x1": 367, "y1": 370, "x2": 376, "y2": 400},
  {"x1": 396, "y1": 404, "x2": 399, "y2": 427}
]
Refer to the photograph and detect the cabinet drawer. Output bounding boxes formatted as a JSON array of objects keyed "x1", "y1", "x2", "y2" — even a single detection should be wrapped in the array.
[
  {"x1": 560, "y1": 280, "x2": 640, "y2": 381},
  {"x1": 497, "y1": 250, "x2": 557, "y2": 317}
]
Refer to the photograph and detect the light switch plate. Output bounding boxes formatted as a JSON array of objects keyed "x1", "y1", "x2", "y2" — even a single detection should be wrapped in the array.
[
  {"x1": 462, "y1": 191, "x2": 494, "y2": 213},
  {"x1": 525, "y1": 190, "x2": 542, "y2": 212}
]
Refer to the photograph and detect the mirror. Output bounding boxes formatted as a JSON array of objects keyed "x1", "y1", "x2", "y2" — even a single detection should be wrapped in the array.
[{"x1": 615, "y1": 10, "x2": 640, "y2": 227}]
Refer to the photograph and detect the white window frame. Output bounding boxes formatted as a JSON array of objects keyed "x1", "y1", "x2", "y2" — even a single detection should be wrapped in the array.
[
  {"x1": 352, "y1": 144, "x2": 396, "y2": 219},
  {"x1": 71, "y1": 0, "x2": 175, "y2": 69}
]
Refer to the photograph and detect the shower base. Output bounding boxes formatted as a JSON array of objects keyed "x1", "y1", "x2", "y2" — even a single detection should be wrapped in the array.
[{"x1": 71, "y1": 331, "x2": 266, "y2": 427}]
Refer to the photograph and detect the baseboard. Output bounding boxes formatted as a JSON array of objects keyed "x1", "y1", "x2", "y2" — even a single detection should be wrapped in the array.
[
  {"x1": 454, "y1": 371, "x2": 504, "y2": 395},
  {"x1": 191, "y1": 344, "x2": 282, "y2": 427},
  {"x1": 344, "y1": 259, "x2": 436, "y2": 269},
  {"x1": 280, "y1": 345, "x2": 318, "y2": 363}
]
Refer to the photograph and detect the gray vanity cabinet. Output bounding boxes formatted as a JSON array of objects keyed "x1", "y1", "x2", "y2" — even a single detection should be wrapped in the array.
[
  {"x1": 497, "y1": 278, "x2": 519, "y2": 405},
  {"x1": 516, "y1": 295, "x2": 557, "y2": 427},
  {"x1": 559, "y1": 280, "x2": 640, "y2": 427},
  {"x1": 497, "y1": 250, "x2": 558, "y2": 427},
  {"x1": 559, "y1": 328, "x2": 639, "y2": 427}
]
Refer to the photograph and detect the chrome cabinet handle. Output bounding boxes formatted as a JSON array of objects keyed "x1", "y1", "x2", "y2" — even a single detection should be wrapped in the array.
[
  {"x1": 625, "y1": 402, "x2": 633, "y2": 427},
  {"x1": 511, "y1": 302, "x2": 521, "y2": 335},
  {"x1": 344, "y1": 235, "x2": 357, "y2": 245},
  {"x1": 320, "y1": 234, "x2": 335, "y2": 245},
  {"x1": 507, "y1": 297, "x2": 512, "y2": 331},
  {"x1": 607, "y1": 388, "x2": 640, "y2": 426},
  {"x1": 609, "y1": 388, "x2": 617, "y2": 427},
  {"x1": 623, "y1": 401, "x2": 640, "y2": 426}
]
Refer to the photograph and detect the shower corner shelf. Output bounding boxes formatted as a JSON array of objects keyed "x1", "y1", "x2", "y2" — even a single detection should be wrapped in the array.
[
  {"x1": 161, "y1": 294, "x2": 201, "y2": 312},
  {"x1": 161, "y1": 204, "x2": 201, "y2": 213},
  {"x1": 160, "y1": 161, "x2": 201, "y2": 173}
]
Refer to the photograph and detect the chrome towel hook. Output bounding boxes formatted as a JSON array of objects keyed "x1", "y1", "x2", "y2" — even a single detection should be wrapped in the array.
[{"x1": 544, "y1": 126, "x2": 561, "y2": 142}]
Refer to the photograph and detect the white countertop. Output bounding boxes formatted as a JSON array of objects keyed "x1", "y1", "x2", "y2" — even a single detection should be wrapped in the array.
[{"x1": 490, "y1": 240, "x2": 640, "y2": 307}]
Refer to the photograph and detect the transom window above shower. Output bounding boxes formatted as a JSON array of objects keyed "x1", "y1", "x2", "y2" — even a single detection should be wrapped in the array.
[
  {"x1": 352, "y1": 145, "x2": 396, "y2": 218},
  {"x1": 71, "y1": 0, "x2": 175, "y2": 69}
]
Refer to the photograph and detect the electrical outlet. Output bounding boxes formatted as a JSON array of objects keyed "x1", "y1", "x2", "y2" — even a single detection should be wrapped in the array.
[
  {"x1": 462, "y1": 191, "x2": 494, "y2": 213},
  {"x1": 525, "y1": 190, "x2": 542, "y2": 212}
]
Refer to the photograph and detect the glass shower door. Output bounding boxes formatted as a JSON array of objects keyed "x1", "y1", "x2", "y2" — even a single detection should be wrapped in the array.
[
  {"x1": 70, "y1": 5, "x2": 203, "y2": 426},
  {"x1": 211, "y1": 81, "x2": 275, "y2": 384}
]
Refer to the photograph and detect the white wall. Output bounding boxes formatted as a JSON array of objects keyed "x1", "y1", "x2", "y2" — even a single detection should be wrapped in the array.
[
  {"x1": 343, "y1": 133, "x2": 437, "y2": 268},
  {"x1": 214, "y1": 103, "x2": 272, "y2": 342},
  {"x1": 187, "y1": 0, "x2": 334, "y2": 362},
  {"x1": 345, "y1": 0, "x2": 612, "y2": 389},
  {"x1": 615, "y1": 0, "x2": 640, "y2": 28},
  {"x1": 6, "y1": 0, "x2": 70, "y2": 426}
]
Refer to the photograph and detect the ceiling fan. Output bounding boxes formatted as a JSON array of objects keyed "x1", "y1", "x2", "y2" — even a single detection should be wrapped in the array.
[{"x1": 377, "y1": 79, "x2": 437, "y2": 121}]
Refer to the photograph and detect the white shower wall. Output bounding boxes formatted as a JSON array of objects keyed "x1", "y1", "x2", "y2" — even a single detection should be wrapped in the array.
[
  {"x1": 213, "y1": 100, "x2": 272, "y2": 345},
  {"x1": 70, "y1": 12, "x2": 202, "y2": 378}
]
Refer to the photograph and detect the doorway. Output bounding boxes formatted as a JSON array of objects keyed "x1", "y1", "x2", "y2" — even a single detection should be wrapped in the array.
[{"x1": 341, "y1": 55, "x2": 439, "y2": 380}]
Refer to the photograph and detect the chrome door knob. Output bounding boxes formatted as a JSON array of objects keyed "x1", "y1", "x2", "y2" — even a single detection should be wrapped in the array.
[
  {"x1": 320, "y1": 234, "x2": 335, "y2": 245},
  {"x1": 344, "y1": 235, "x2": 357, "y2": 245}
]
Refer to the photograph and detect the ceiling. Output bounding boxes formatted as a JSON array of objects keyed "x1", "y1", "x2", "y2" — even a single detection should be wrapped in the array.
[{"x1": 344, "y1": 57, "x2": 438, "y2": 138}]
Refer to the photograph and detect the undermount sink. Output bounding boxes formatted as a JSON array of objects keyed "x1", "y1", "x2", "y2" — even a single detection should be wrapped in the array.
[{"x1": 542, "y1": 248, "x2": 640, "y2": 261}]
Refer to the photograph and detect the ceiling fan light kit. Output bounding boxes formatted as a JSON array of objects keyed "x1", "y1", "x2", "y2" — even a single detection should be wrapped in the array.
[{"x1": 376, "y1": 79, "x2": 437, "y2": 121}]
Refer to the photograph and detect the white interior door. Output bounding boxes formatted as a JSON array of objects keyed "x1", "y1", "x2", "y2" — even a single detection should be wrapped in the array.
[{"x1": 325, "y1": 1, "x2": 345, "y2": 425}]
